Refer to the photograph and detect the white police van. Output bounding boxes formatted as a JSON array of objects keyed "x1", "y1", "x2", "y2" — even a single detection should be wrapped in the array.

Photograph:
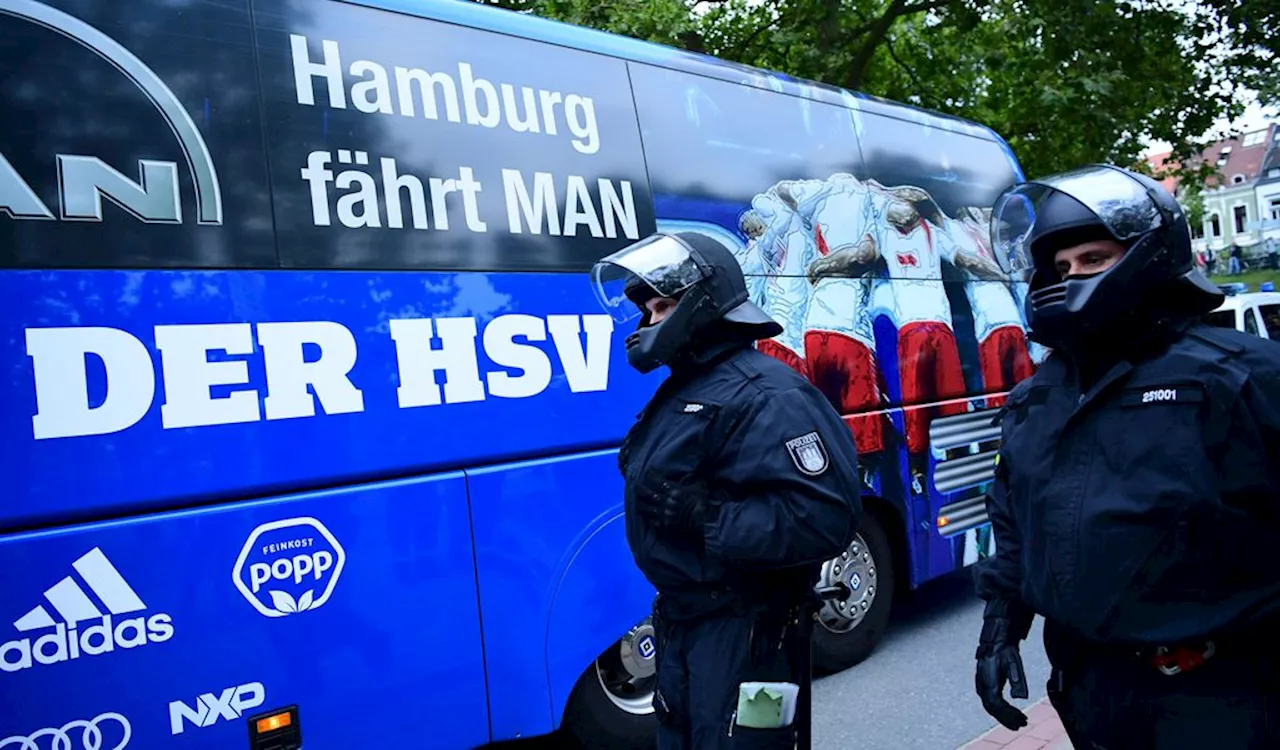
[{"x1": 1205, "y1": 290, "x2": 1280, "y2": 340}]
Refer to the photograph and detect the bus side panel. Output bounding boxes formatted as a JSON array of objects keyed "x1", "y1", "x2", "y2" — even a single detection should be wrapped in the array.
[
  {"x1": 1, "y1": 268, "x2": 659, "y2": 532},
  {"x1": 466, "y1": 450, "x2": 655, "y2": 740},
  {"x1": 1, "y1": 0, "x2": 662, "y2": 530},
  {"x1": 542, "y1": 492, "x2": 655, "y2": 728},
  {"x1": 0, "y1": 472, "x2": 490, "y2": 749}
]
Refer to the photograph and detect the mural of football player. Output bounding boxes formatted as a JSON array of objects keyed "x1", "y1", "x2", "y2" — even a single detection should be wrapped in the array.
[
  {"x1": 948, "y1": 206, "x2": 1035, "y2": 407},
  {"x1": 807, "y1": 180, "x2": 978, "y2": 496},
  {"x1": 746, "y1": 189, "x2": 813, "y2": 377},
  {"x1": 792, "y1": 176, "x2": 892, "y2": 472},
  {"x1": 736, "y1": 209, "x2": 772, "y2": 313}
]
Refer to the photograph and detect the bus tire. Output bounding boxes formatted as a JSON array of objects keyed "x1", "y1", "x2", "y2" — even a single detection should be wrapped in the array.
[
  {"x1": 561, "y1": 625, "x2": 658, "y2": 750},
  {"x1": 811, "y1": 510, "x2": 895, "y2": 674}
]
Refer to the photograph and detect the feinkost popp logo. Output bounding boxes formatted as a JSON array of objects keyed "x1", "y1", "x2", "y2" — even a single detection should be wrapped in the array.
[{"x1": 232, "y1": 517, "x2": 346, "y2": 617}]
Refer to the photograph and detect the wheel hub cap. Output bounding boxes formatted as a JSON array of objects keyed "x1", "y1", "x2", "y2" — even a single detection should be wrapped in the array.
[
  {"x1": 594, "y1": 620, "x2": 658, "y2": 715},
  {"x1": 817, "y1": 534, "x2": 877, "y2": 634}
]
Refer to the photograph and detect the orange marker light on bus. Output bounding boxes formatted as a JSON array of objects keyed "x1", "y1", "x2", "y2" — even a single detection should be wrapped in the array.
[
  {"x1": 248, "y1": 704, "x2": 302, "y2": 750},
  {"x1": 256, "y1": 712, "x2": 292, "y2": 734}
]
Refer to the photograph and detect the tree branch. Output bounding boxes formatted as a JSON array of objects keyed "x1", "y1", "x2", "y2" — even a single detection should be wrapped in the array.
[
  {"x1": 882, "y1": 32, "x2": 938, "y2": 109},
  {"x1": 842, "y1": 0, "x2": 953, "y2": 91},
  {"x1": 727, "y1": 18, "x2": 778, "y2": 60},
  {"x1": 900, "y1": 0, "x2": 954, "y2": 15},
  {"x1": 679, "y1": 29, "x2": 707, "y2": 53},
  {"x1": 724, "y1": 5, "x2": 805, "y2": 62},
  {"x1": 818, "y1": 0, "x2": 841, "y2": 53}
]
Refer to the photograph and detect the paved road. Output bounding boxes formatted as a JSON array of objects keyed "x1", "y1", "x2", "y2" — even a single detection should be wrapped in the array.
[{"x1": 812, "y1": 570, "x2": 1051, "y2": 750}]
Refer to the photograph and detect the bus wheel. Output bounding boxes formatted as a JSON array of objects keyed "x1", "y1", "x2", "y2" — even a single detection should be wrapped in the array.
[
  {"x1": 811, "y1": 511, "x2": 895, "y2": 674},
  {"x1": 562, "y1": 620, "x2": 658, "y2": 750}
]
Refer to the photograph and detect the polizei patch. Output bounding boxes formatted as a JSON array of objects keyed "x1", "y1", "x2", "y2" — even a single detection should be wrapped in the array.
[{"x1": 785, "y1": 432, "x2": 830, "y2": 476}]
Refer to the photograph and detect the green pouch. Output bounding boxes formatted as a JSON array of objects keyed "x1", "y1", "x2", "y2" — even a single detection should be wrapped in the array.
[{"x1": 734, "y1": 684, "x2": 784, "y2": 729}]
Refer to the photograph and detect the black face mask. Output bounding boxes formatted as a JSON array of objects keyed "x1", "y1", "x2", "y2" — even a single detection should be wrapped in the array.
[
  {"x1": 624, "y1": 327, "x2": 656, "y2": 373},
  {"x1": 623, "y1": 287, "x2": 715, "y2": 374}
]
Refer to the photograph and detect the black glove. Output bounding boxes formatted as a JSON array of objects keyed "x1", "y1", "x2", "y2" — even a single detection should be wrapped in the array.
[
  {"x1": 636, "y1": 480, "x2": 715, "y2": 533},
  {"x1": 975, "y1": 599, "x2": 1033, "y2": 731}
]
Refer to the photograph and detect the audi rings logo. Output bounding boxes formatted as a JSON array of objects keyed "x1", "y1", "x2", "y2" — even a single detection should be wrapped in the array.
[{"x1": 0, "y1": 712, "x2": 131, "y2": 750}]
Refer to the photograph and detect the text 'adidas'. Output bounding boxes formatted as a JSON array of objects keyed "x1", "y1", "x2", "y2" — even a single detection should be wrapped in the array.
[{"x1": 0, "y1": 547, "x2": 173, "y2": 672}]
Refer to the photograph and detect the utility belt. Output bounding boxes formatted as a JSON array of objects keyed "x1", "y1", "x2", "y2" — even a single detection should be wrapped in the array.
[
  {"x1": 1133, "y1": 619, "x2": 1280, "y2": 676},
  {"x1": 654, "y1": 570, "x2": 820, "y2": 623},
  {"x1": 654, "y1": 587, "x2": 818, "y2": 629},
  {"x1": 652, "y1": 587, "x2": 820, "y2": 671},
  {"x1": 1134, "y1": 639, "x2": 1219, "y2": 677},
  {"x1": 1049, "y1": 618, "x2": 1278, "y2": 679}
]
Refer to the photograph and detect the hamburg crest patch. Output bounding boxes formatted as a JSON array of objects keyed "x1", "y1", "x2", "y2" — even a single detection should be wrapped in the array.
[{"x1": 784, "y1": 432, "x2": 830, "y2": 476}]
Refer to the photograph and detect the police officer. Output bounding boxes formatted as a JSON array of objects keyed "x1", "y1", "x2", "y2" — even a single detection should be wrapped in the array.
[
  {"x1": 973, "y1": 164, "x2": 1280, "y2": 748},
  {"x1": 590, "y1": 231, "x2": 863, "y2": 750}
]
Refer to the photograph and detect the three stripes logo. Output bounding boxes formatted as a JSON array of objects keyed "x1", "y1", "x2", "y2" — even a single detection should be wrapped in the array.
[{"x1": 1, "y1": 547, "x2": 174, "y2": 673}]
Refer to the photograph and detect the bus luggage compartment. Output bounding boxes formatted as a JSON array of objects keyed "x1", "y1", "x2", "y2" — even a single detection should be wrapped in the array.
[{"x1": 0, "y1": 472, "x2": 489, "y2": 749}]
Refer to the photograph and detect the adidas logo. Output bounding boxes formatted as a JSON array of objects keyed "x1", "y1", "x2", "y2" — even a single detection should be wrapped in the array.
[{"x1": 0, "y1": 547, "x2": 174, "y2": 673}]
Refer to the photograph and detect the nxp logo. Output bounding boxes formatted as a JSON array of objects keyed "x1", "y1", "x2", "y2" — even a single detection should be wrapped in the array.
[
  {"x1": 168, "y1": 681, "x2": 265, "y2": 735},
  {"x1": 233, "y1": 517, "x2": 346, "y2": 618}
]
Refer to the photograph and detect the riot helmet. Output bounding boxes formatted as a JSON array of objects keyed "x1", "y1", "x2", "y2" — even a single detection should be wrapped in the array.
[
  {"x1": 989, "y1": 164, "x2": 1222, "y2": 349},
  {"x1": 591, "y1": 231, "x2": 783, "y2": 373}
]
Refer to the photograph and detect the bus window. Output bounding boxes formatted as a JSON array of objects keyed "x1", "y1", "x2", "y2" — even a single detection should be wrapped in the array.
[
  {"x1": 628, "y1": 64, "x2": 863, "y2": 203},
  {"x1": 0, "y1": 0, "x2": 276, "y2": 269},
  {"x1": 855, "y1": 112, "x2": 1018, "y2": 226},
  {"x1": 261, "y1": 15, "x2": 655, "y2": 273}
]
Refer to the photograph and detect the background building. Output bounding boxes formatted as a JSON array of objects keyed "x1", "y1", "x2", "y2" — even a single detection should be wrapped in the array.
[
  {"x1": 1253, "y1": 135, "x2": 1280, "y2": 252},
  {"x1": 1146, "y1": 123, "x2": 1278, "y2": 269}
]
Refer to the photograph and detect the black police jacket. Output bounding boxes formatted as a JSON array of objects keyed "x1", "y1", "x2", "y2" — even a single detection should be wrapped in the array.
[
  {"x1": 974, "y1": 322, "x2": 1280, "y2": 644},
  {"x1": 619, "y1": 341, "x2": 862, "y2": 613}
]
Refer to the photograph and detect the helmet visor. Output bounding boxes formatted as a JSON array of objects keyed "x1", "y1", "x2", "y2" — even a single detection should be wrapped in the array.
[
  {"x1": 590, "y1": 234, "x2": 709, "y2": 323},
  {"x1": 990, "y1": 165, "x2": 1163, "y2": 275}
]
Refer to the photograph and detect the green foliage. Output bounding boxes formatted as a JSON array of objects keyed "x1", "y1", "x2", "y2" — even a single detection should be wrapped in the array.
[
  {"x1": 1180, "y1": 180, "x2": 1207, "y2": 234},
  {"x1": 474, "y1": 0, "x2": 1274, "y2": 186},
  {"x1": 1197, "y1": 0, "x2": 1280, "y2": 108},
  {"x1": 476, "y1": 0, "x2": 698, "y2": 48}
]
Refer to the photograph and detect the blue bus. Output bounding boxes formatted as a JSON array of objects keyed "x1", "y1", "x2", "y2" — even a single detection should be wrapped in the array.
[{"x1": 0, "y1": 0, "x2": 1033, "y2": 747}]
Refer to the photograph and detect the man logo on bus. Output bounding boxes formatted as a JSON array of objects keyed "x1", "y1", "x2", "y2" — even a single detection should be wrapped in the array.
[
  {"x1": 0, "y1": 0, "x2": 222, "y2": 225},
  {"x1": 232, "y1": 517, "x2": 346, "y2": 618}
]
